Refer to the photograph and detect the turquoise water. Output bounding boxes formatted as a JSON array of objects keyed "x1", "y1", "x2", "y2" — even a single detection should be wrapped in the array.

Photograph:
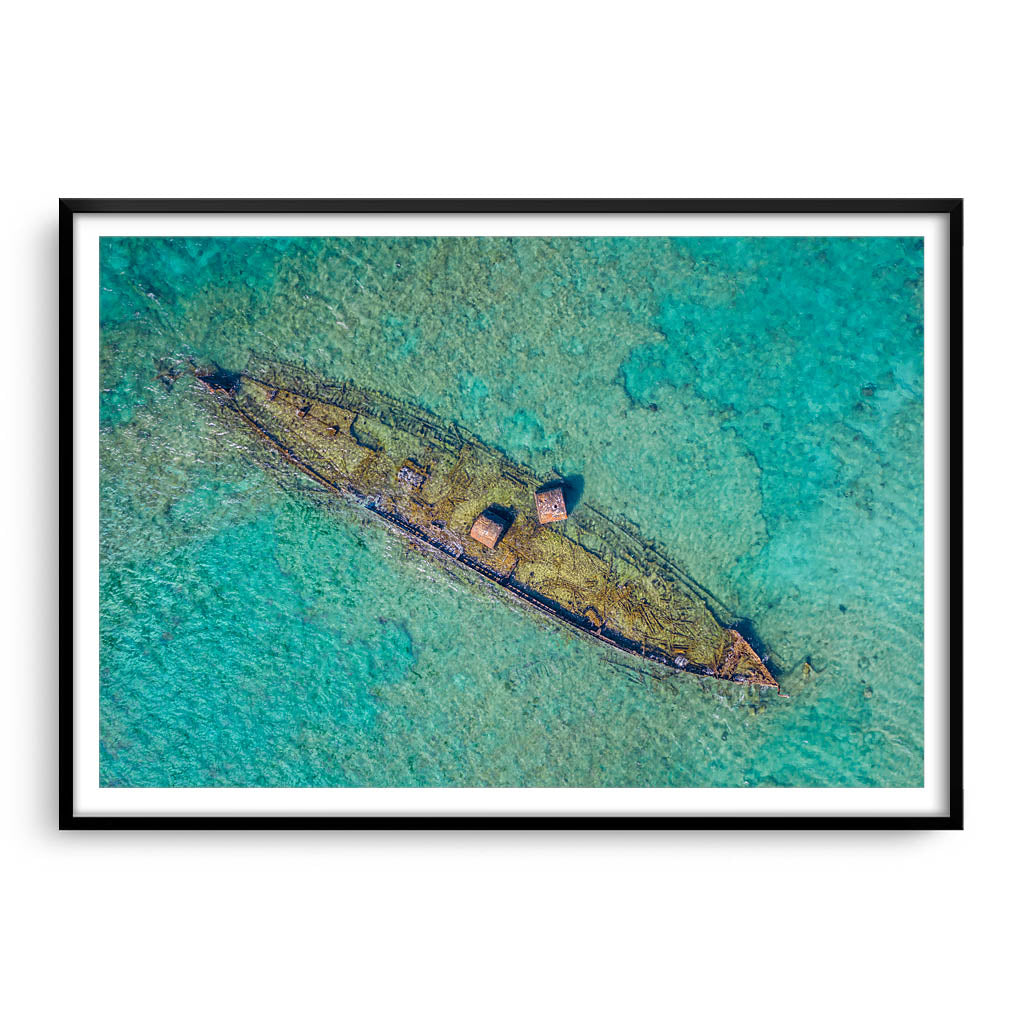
[{"x1": 99, "y1": 235, "x2": 924, "y2": 787}]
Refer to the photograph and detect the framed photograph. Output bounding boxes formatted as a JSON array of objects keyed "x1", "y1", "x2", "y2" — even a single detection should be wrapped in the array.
[{"x1": 63, "y1": 198, "x2": 962, "y2": 828}]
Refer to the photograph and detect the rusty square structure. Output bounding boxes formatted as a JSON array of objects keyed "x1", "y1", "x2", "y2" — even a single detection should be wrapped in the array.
[
  {"x1": 534, "y1": 485, "x2": 568, "y2": 525},
  {"x1": 470, "y1": 509, "x2": 508, "y2": 549}
]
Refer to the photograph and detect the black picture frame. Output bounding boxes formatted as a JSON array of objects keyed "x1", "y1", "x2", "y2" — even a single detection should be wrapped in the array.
[{"x1": 61, "y1": 197, "x2": 963, "y2": 830}]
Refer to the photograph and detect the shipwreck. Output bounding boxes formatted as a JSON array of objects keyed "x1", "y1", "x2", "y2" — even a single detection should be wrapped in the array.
[{"x1": 194, "y1": 358, "x2": 778, "y2": 692}]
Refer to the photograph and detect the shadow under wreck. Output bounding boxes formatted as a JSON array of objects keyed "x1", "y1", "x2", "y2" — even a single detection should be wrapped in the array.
[{"x1": 194, "y1": 357, "x2": 779, "y2": 693}]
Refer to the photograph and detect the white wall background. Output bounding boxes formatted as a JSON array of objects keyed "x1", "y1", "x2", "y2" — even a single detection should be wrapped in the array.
[{"x1": 3, "y1": 2, "x2": 1019, "y2": 1021}]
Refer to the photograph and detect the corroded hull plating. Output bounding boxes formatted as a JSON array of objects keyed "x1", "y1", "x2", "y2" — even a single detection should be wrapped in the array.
[{"x1": 196, "y1": 358, "x2": 778, "y2": 691}]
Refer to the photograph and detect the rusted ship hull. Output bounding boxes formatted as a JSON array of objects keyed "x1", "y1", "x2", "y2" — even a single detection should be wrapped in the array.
[{"x1": 195, "y1": 358, "x2": 778, "y2": 691}]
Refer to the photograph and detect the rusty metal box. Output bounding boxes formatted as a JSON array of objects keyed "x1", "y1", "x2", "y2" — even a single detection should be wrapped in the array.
[
  {"x1": 470, "y1": 509, "x2": 508, "y2": 549},
  {"x1": 534, "y1": 486, "x2": 567, "y2": 525}
]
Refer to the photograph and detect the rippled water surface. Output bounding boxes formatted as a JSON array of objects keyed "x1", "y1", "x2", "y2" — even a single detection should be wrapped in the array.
[{"x1": 99, "y1": 235, "x2": 924, "y2": 787}]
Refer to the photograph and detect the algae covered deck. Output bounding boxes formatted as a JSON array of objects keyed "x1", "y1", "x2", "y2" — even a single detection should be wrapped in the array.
[{"x1": 198, "y1": 358, "x2": 777, "y2": 690}]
